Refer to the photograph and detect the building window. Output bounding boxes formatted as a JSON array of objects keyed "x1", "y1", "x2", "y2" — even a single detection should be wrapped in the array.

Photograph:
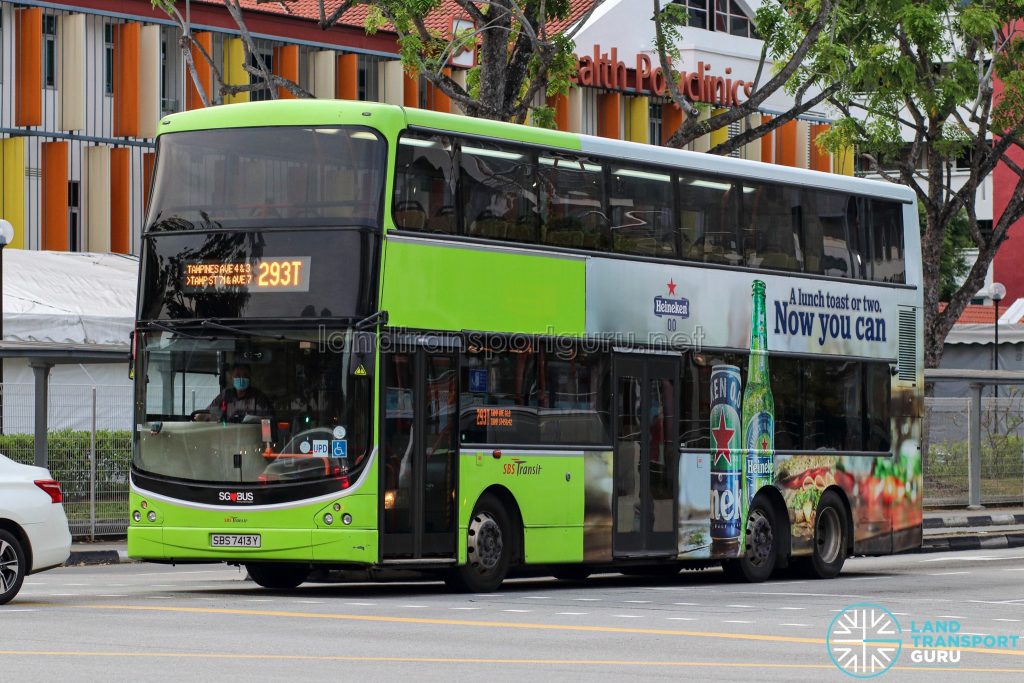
[
  {"x1": 104, "y1": 24, "x2": 114, "y2": 96},
  {"x1": 674, "y1": 1, "x2": 758, "y2": 38},
  {"x1": 250, "y1": 50, "x2": 274, "y2": 102},
  {"x1": 68, "y1": 181, "x2": 81, "y2": 252},
  {"x1": 43, "y1": 14, "x2": 57, "y2": 88}
]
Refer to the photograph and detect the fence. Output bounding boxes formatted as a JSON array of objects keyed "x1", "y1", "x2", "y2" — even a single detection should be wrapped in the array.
[
  {"x1": 1, "y1": 383, "x2": 132, "y2": 538},
  {"x1": 924, "y1": 394, "x2": 1024, "y2": 507}
]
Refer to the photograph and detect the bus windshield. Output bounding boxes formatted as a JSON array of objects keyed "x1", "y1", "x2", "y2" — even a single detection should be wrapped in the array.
[
  {"x1": 134, "y1": 328, "x2": 372, "y2": 486},
  {"x1": 147, "y1": 126, "x2": 386, "y2": 230}
]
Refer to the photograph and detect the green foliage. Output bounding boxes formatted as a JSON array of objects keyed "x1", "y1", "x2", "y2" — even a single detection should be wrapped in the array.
[
  {"x1": 936, "y1": 208, "x2": 974, "y2": 301},
  {"x1": 1, "y1": 430, "x2": 132, "y2": 500}
]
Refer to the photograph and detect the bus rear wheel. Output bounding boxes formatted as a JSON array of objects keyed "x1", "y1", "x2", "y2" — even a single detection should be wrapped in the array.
[
  {"x1": 246, "y1": 563, "x2": 309, "y2": 590},
  {"x1": 722, "y1": 497, "x2": 777, "y2": 583},
  {"x1": 794, "y1": 490, "x2": 848, "y2": 579},
  {"x1": 446, "y1": 494, "x2": 513, "y2": 593}
]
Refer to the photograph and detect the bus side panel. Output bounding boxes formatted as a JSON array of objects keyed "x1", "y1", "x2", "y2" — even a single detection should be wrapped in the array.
[
  {"x1": 381, "y1": 238, "x2": 586, "y2": 336},
  {"x1": 458, "y1": 451, "x2": 585, "y2": 565}
]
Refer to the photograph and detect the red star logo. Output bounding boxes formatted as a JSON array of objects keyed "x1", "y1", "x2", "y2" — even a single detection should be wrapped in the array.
[
  {"x1": 761, "y1": 435, "x2": 770, "y2": 452},
  {"x1": 667, "y1": 279, "x2": 677, "y2": 296},
  {"x1": 712, "y1": 413, "x2": 735, "y2": 466}
]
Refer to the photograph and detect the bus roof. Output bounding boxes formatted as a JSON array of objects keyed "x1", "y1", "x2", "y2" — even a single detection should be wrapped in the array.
[{"x1": 156, "y1": 99, "x2": 913, "y2": 203}]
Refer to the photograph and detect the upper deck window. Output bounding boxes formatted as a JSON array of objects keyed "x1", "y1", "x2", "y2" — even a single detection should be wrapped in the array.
[{"x1": 147, "y1": 126, "x2": 386, "y2": 231}]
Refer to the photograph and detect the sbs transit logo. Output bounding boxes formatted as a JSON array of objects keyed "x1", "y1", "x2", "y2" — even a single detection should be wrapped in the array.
[{"x1": 827, "y1": 603, "x2": 902, "y2": 678}]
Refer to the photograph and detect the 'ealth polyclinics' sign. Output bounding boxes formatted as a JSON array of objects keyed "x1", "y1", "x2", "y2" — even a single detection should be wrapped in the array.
[{"x1": 571, "y1": 44, "x2": 752, "y2": 107}]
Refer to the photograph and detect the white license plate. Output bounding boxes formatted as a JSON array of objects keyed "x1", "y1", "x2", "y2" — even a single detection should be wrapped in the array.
[{"x1": 210, "y1": 534, "x2": 261, "y2": 548}]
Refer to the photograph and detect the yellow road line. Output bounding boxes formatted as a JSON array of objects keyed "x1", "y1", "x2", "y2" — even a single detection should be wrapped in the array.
[
  {"x1": 70, "y1": 604, "x2": 1024, "y2": 659},
  {"x1": 0, "y1": 650, "x2": 1022, "y2": 674}
]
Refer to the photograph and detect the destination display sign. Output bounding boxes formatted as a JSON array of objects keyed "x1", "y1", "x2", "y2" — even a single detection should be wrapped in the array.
[{"x1": 181, "y1": 257, "x2": 311, "y2": 293}]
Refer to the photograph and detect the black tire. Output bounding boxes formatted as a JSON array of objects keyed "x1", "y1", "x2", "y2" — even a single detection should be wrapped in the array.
[
  {"x1": 446, "y1": 493, "x2": 513, "y2": 593},
  {"x1": 795, "y1": 490, "x2": 848, "y2": 579},
  {"x1": 245, "y1": 563, "x2": 309, "y2": 590},
  {"x1": 722, "y1": 497, "x2": 778, "y2": 583},
  {"x1": 0, "y1": 529, "x2": 27, "y2": 606},
  {"x1": 552, "y1": 566, "x2": 592, "y2": 582}
]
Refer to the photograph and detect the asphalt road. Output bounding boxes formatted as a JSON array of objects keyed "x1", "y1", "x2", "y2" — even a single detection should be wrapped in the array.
[{"x1": 3, "y1": 549, "x2": 1024, "y2": 681}]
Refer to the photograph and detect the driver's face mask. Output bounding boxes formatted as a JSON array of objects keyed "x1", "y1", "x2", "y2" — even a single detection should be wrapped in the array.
[{"x1": 233, "y1": 377, "x2": 250, "y2": 391}]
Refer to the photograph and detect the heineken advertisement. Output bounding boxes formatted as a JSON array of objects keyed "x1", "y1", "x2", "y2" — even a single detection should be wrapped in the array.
[
  {"x1": 709, "y1": 365, "x2": 742, "y2": 554},
  {"x1": 585, "y1": 258, "x2": 910, "y2": 358},
  {"x1": 742, "y1": 281, "x2": 775, "y2": 512}
]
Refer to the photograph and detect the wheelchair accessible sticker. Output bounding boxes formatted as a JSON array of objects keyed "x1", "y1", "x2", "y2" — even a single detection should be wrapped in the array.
[{"x1": 331, "y1": 440, "x2": 348, "y2": 458}]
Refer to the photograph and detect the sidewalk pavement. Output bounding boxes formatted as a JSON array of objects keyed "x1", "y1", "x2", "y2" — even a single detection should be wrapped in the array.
[{"x1": 66, "y1": 505, "x2": 1024, "y2": 567}]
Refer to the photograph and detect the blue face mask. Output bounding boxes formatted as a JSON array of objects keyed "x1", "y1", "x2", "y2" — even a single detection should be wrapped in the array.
[{"x1": 233, "y1": 377, "x2": 250, "y2": 392}]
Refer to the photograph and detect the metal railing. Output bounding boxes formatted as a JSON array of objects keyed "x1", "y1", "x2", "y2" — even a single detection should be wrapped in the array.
[
  {"x1": 1, "y1": 383, "x2": 132, "y2": 538},
  {"x1": 924, "y1": 393, "x2": 1024, "y2": 507}
]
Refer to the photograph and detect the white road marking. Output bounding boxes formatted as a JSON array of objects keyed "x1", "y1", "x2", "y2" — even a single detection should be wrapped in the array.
[
  {"x1": 296, "y1": 600, "x2": 324, "y2": 604},
  {"x1": 959, "y1": 632, "x2": 990, "y2": 637},
  {"x1": 450, "y1": 607, "x2": 479, "y2": 610},
  {"x1": 50, "y1": 593, "x2": 77, "y2": 597},
  {"x1": 993, "y1": 618, "x2": 1021, "y2": 622},
  {"x1": 613, "y1": 615, "x2": 642, "y2": 619},
  {"x1": 780, "y1": 623, "x2": 810, "y2": 627},
  {"x1": 573, "y1": 598, "x2": 601, "y2": 601},
  {"x1": 922, "y1": 554, "x2": 1024, "y2": 563},
  {"x1": 246, "y1": 599, "x2": 273, "y2": 602},
  {"x1": 724, "y1": 620, "x2": 753, "y2": 624},
  {"x1": 667, "y1": 617, "x2": 696, "y2": 621},
  {"x1": 401, "y1": 605, "x2": 428, "y2": 608},
  {"x1": 62, "y1": 583, "x2": 88, "y2": 587},
  {"x1": 145, "y1": 596, "x2": 173, "y2": 600},
  {"x1": 523, "y1": 596, "x2": 551, "y2": 600},
  {"x1": 0, "y1": 609, "x2": 36, "y2": 613},
  {"x1": 138, "y1": 569, "x2": 229, "y2": 576},
  {"x1": 556, "y1": 612, "x2": 588, "y2": 616},
  {"x1": 1003, "y1": 568, "x2": 1024, "y2": 572},
  {"x1": 928, "y1": 571, "x2": 970, "y2": 576},
  {"x1": 937, "y1": 615, "x2": 966, "y2": 619},
  {"x1": 778, "y1": 607, "x2": 805, "y2": 611},
  {"x1": 502, "y1": 609, "x2": 531, "y2": 613},
  {"x1": 892, "y1": 612, "x2": 910, "y2": 616},
  {"x1": 475, "y1": 594, "x2": 504, "y2": 597},
  {"x1": 345, "y1": 602, "x2": 375, "y2": 606},
  {"x1": 96, "y1": 594, "x2": 127, "y2": 598},
  {"x1": 848, "y1": 576, "x2": 883, "y2": 581},
  {"x1": 623, "y1": 600, "x2": 652, "y2": 604},
  {"x1": 727, "y1": 604, "x2": 753, "y2": 608},
  {"x1": 673, "y1": 602, "x2": 700, "y2": 606}
]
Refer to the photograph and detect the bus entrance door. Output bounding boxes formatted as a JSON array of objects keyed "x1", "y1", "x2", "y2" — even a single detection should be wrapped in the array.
[
  {"x1": 612, "y1": 354, "x2": 679, "y2": 558},
  {"x1": 381, "y1": 341, "x2": 459, "y2": 562}
]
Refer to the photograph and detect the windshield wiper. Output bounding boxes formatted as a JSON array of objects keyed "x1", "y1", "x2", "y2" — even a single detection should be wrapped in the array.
[
  {"x1": 200, "y1": 320, "x2": 285, "y2": 340},
  {"x1": 142, "y1": 321, "x2": 202, "y2": 339}
]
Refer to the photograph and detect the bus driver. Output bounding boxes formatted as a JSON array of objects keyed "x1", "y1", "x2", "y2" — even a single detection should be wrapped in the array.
[{"x1": 199, "y1": 363, "x2": 272, "y2": 423}]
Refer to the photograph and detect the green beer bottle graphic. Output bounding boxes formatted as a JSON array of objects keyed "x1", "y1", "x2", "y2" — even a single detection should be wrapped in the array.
[{"x1": 742, "y1": 280, "x2": 775, "y2": 511}]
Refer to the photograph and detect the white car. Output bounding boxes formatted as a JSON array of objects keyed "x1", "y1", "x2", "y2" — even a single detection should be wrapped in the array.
[{"x1": 0, "y1": 453, "x2": 72, "y2": 605}]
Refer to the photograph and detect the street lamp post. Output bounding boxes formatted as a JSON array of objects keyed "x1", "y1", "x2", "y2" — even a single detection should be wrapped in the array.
[
  {"x1": 991, "y1": 282, "x2": 1006, "y2": 400},
  {"x1": 0, "y1": 219, "x2": 14, "y2": 435}
]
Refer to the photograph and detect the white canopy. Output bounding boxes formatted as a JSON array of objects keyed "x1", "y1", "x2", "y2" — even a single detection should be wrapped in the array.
[
  {"x1": 944, "y1": 323, "x2": 1024, "y2": 345},
  {"x1": 1, "y1": 250, "x2": 138, "y2": 346}
]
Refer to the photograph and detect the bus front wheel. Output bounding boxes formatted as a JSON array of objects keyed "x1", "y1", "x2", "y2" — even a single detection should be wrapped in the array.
[
  {"x1": 245, "y1": 563, "x2": 309, "y2": 590},
  {"x1": 722, "y1": 497, "x2": 777, "y2": 583},
  {"x1": 446, "y1": 494, "x2": 513, "y2": 593}
]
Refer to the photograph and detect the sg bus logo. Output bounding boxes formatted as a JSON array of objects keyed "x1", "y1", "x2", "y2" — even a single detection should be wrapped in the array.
[
  {"x1": 219, "y1": 491, "x2": 254, "y2": 504},
  {"x1": 827, "y1": 603, "x2": 903, "y2": 678}
]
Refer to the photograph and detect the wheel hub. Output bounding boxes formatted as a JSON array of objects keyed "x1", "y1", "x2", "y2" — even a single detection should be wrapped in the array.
[
  {"x1": 745, "y1": 510, "x2": 774, "y2": 568},
  {"x1": 816, "y1": 506, "x2": 842, "y2": 564},
  {"x1": 0, "y1": 539, "x2": 19, "y2": 593},
  {"x1": 468, "y1": 512, "x2": 503, "y2": 571}
]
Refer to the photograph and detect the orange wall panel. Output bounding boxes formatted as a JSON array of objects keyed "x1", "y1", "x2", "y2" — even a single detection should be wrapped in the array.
[
  {"x1": 337, "y1": 53, "x2": 359, "y2": 100},
  {"x1": 274, "y1": 45, "x2": 299, "y2": 99},
  {"x1": 111, "y1": 148, "x2": 131, "y2": 254},
  {"x1": 810, "y1": 124, "x2": 832, "y2": 172},
  {"x1": 15, "y1": 8, "x2": 43, "y2": 127},
  {"x1": 661, "y1": 104, "x2": 683, "y2": 145},
  {"x1": 114, "y1": 23, "x2": 140, "y2": 138},
  {"x1": 597, "y1": 93, "x2": 621, "y2": 139},
  {"x1": 42, "y1": 142, "x2": 69, "y2": 251},
  {"x1": 142, "y1": 151, "x2": 156, "y2": 215},
  {"x1": 404, "y1": 70, "x2": 418, "y2": 107},
  {"x1": 187, "y1": 32, "x2": 213, "y2": 110},
  {"x1": 776, "y1": 119, "x2": 798, "y2": 168},
  {"x1": 760, "y1": 115, "x2": 774, "y2": 164},
  {"x1": 429, "y1": 69, "x2": 452, "y2": 113},
  {"x1": 548, "y1": 94, "x2": 569, "y2": 132}
]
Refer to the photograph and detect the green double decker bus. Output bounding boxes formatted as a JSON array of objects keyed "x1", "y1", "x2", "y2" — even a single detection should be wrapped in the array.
[{"x1": 130, "y1": 100, "x2": 923, "y2": 591}]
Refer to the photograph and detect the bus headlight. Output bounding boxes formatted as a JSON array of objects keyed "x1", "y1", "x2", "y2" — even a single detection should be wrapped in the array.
[
  {"x1": 132, "y1": 510, "x2": 142, "y2": 522},
  {"x1": 323, "y1": 513, "x2": 334, "y2": 525},
  {"x1": 147, "y1": 511, "x2": 157, "y2": 523}
]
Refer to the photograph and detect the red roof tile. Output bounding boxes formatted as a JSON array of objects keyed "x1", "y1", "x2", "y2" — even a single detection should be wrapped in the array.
[
  {"x1": 939, "y1": 302, "x2": 1007, "y2": 325},
  {"x1": 197, "y1": 0, "x2": 597, "y2": 38}
]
